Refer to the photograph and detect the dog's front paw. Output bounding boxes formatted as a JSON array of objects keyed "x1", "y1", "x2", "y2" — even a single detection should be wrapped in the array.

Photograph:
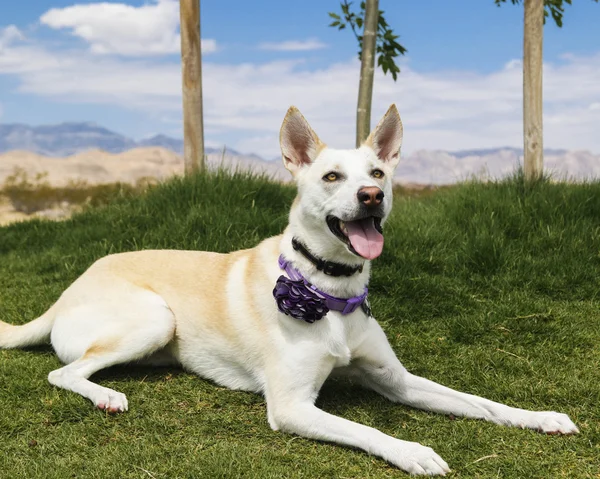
[
  {"x1": 93, "y1": 387, "x2": 129, "y2": 413},
  {"x1": 386, "y1": 440, "x2": 450, "y2": 476},
  {"x1": 527, "y1": 411, "x2": 579, "y2": 435}
]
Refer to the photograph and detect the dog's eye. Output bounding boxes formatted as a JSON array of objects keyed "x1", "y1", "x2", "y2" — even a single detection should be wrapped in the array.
[
  {"x1": 372, "y1": 169, "x2": 384, "y2": 179},
  {"x1": 324, "y1": 172, "x2": 339, "y2": 182}
]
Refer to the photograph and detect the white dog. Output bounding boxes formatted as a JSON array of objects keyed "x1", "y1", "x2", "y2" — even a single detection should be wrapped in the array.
[{"x1": 0, "y1": 105, "x2": 578, "y2": 476}]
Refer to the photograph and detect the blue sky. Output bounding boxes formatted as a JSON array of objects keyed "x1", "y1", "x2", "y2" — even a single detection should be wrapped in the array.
[{"x1": 0, "y1": 0, "x2": 599, "y2": 158}]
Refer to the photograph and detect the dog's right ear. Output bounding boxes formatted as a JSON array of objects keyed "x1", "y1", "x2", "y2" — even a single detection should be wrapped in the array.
[{"x1": 280, "y1": 106, "x2": 325, "y2": 175}]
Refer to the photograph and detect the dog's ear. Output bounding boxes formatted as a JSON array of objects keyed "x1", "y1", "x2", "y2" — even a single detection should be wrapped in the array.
[
  {"x1": 280, "y1": 106, "x2": 325, "y2": 174},
  {"x1": 364, "y1": 104, "x2": 403, "y2": 168}
]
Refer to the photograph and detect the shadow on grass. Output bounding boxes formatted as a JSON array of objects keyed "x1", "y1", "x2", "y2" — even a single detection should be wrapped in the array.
[
  {"x1": 86, "y1": 360, "x2": 420, "y2": 432},
  {"x1": 18, "y1": 344, "x2": 55, "y2": 354},
  {"x1": 92, "y1": 363, "x2": 186, "y2": 383}
]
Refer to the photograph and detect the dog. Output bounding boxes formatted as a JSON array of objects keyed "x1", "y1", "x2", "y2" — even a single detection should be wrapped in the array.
[{"x1": 0, "y1": 105, "x2": 578, "y2": 476}]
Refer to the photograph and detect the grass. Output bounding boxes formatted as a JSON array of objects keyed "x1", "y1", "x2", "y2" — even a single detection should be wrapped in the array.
[{"x1": 1, "y1": 170, "x2": 599, "y2": 478}]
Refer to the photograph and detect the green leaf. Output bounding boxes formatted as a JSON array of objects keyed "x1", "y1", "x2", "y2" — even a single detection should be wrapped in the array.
[
  {"x1": 327, "y1": 0, "x2": 406, "y2": 78},
  {"x1": 494, "y1": 0, "x2": 599, "y2": 28}
]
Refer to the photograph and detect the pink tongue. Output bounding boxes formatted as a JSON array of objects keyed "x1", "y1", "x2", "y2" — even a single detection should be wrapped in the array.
[{"x1": 345, "y1": 218, "x2": 384, "y2": 260}]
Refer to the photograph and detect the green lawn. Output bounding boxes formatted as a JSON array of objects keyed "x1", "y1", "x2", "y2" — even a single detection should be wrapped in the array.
[{"x1": 1, "y1": 171, "x2": 599, "y2": 478}]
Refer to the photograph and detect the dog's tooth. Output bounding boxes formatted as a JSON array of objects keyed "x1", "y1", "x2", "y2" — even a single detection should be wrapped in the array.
[{"x1": 339, "y1": 220, "x2": 348, "y2": 235}]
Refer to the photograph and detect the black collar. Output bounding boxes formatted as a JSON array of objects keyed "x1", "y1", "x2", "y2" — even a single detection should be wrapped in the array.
[{"x1": 292, "y1": 238, "x2": 363, "y2": 277}]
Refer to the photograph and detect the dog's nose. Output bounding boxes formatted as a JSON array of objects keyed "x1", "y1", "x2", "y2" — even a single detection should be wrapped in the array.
[{"x1": 357, "y1": 187, "x2": 384, "y2": 207}]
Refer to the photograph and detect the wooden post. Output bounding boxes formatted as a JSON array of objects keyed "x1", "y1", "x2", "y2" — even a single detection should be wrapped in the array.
[
  {"x1": 523, "y1": 0, "x2": 543, "y2": 181},
  {"x1": 179, "y1": 0, "x2": 205, "y2": 174},
  {"x1": 356, "y1": 0, "x2": 379, "y2": 147}
]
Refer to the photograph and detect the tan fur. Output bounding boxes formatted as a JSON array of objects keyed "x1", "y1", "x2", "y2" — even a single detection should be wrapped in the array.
[
  {"x1": 243, "y1": 247, "x2": 269, "y2": 333},
  {"x1": 314, "y1": 139, "x2": 328, "y2": 157},
  {"x1": 83, "y1": 339, "x2": 122, "y2": 359},
  {"x1": 108, "y1": 249, "x2": 237, "y2": 337}
]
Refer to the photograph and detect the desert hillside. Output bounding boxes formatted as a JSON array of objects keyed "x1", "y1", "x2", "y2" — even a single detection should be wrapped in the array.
[
  {"x1": 0, "y1": 147, "x2": 294, "y2": 186},
  {"x1": 1, "y1": 147, "x2": 180, "y2": 186},
  {"x1": 4, "y1": 146, "x2": 600, "y2": 188},
  {"x1": 0, "y1": 148, "x2": 290, "y2": 225}
]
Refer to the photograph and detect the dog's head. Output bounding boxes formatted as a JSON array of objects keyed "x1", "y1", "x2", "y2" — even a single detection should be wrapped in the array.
[{"x1": 280, "y1": 105, "x2": 403, "y2": 262}]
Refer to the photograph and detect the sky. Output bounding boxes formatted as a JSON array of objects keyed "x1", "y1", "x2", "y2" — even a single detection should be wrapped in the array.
[{"x1": 0, "y1": 0, "x2": 599, "y2": 159}]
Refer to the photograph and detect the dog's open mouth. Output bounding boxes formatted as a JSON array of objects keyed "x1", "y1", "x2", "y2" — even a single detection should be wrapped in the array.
[{"x1": 326, "y1": 215, "x2": 384, "y2": 260}]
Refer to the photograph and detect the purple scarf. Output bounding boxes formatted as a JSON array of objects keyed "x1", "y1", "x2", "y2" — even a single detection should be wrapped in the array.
[{"x1": 273, "y1": 255, "x2": 368, "y2": 323}]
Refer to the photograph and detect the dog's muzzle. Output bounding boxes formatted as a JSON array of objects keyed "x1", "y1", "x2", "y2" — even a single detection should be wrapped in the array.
[{"x1": 326, "y1": 215, "x2": 384, "y2": 260}]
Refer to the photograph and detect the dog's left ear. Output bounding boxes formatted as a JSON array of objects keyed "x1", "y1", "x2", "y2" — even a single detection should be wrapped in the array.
[
  {"x1": 280, "y1": 106, "x2": 325, "y2": 175},
  {"x1": 364, "y1": 104, "x2": 403, "y2": 169}
]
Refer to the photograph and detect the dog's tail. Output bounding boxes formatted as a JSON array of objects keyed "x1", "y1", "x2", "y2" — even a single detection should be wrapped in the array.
[{"x1": 0, "y1": 305, "x2": 57, "y2": 349}]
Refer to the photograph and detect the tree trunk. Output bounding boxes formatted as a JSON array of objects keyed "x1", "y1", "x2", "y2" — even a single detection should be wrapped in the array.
[
  {"x1": 523, "y1": 0, "x2": 543, "y2": 181},
  {"x1": 179, "y1": 0, "x2": 205, "y2": 174},
  {"x1": 356, "y1": 0, "x2": 379, "y2": 147}
]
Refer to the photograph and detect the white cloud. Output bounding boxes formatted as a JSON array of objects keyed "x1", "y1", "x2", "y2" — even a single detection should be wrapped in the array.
[
  {"x1": 0, "y1": 27, "x2": 599, "y2": 161},
  {"x1": 205, "y1": 54, "x2": 600, "y2": 158},
  {"x1": 258, "y1": 38, "x2": 327, "y2": 52},
  {"x1": 39, "y1": 0, "x2": 216, "y2": 56},
  {"x1": 0, "y1": 25, "x2": 24, "y2": 49},
  {"x1": 0, "y1": 30, "x2": 61, "y2": 73}
]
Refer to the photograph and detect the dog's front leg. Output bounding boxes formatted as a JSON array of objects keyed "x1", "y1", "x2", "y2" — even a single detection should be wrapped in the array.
[
  {"x1": 264, "y1": 351, "x2": 450, "y2": 476},
  {"x1": 350, "y1": 320, "x2": 579, "y2": 434}
]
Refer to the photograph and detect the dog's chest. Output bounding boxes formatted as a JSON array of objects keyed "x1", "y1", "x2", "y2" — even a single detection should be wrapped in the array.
[{"x1": 320, "y1": 312, "x2": 371, "y2": 367}]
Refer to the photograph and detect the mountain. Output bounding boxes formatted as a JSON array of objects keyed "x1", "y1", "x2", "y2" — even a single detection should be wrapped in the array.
[
  {"x1": 0, "y1": 123, "x2": 250, "y2": 157},
  {"x1": 1, "y1": 122, "x2": 599, "y2": 185},
  {"x1": 137, "y1": 134, "x2": 184, "y2": 154},
  {"x1": 399, "y1": 148, "x2": 600, "y2": 184},
  {"x1": 0, "y1": 147, "x2": 289, "y2": 186},
  {"x1": 0, "y1": 122, "x2": 137, "y2": 156},
  {"x1": 448, "y1": 147, "x2": 567, "y2": 159}
]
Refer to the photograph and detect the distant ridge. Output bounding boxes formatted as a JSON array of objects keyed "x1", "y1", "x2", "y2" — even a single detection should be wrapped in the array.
[
  {"x1": 0, "y1": 122, "x2": 137, "y2": 156},
  {"x1": 0, "y1": 121, "x2": 269, "y2": 158},
  {"x1": 137, "y1": 134, "x2": 184, "y2": 154},
  {"x1": 449, "y1": 147, "x2": 568, "y2": 159},
  {"x1": 1, "y1": 121, "x2": 599, "y2": 184},
  {"x1": 0, "y1": 147, "x2": 290, "y2": 186}
]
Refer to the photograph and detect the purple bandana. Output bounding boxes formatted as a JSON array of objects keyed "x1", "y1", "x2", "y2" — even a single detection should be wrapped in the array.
[{"x1": 273, "y1": 255, "x2": 368, "y2": 323}]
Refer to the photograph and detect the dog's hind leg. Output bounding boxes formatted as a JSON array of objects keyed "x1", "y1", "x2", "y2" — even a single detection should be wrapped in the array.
[{"x1": 47, "y1": 288, "x2": 175, "y2": 412}]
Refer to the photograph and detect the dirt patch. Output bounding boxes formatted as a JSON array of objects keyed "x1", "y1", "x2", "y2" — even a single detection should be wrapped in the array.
[
  {"x1": 0, "y1": 196, "x2": 29, "y2": 225},
  {"x1": 0, "y1": 196, "x2": 77, "y2": 226}
]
